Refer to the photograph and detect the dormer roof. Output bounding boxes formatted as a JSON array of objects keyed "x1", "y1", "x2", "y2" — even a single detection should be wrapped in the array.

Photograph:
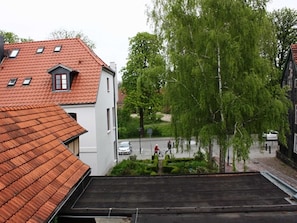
[
  {"x1": 47, "y1": 63, "x2": 79, "y2": 74},
  {"x1": 0, "y1": 104, "x2": 90, "y2": 222},
  {"x1": 0, "y1": 38, "x2": 110, "y2": 106}
]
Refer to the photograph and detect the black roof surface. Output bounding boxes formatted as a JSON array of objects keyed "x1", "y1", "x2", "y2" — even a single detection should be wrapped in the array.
[{"x1": 59, "y1": 172, "x2": 297, "y2": 223}]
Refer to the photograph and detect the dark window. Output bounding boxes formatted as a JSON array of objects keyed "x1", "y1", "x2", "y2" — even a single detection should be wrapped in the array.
[
  {"x1": 107, "y1": 77, "x2": 110, "y2": 92},
  {"x1": 55, "y1": 73, "x2": 67, "y2": 90},
  {"x1": 107, "y1": 108, "x2": 110, "y2": 131},
  {"x1": 7, "y1": 78, "x2": 17, "y2": 86},
  {"x1": 68, "y1": 113, "x2": 77, "y2": 120}
]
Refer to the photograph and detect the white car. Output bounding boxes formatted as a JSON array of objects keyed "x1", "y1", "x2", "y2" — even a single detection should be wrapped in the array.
[
  {"x1": 262, "y1": 130, "x2": 278, "y2": 141},
  {"x1": 118, "y1": 141, "x2": 132, "y2": 155}
]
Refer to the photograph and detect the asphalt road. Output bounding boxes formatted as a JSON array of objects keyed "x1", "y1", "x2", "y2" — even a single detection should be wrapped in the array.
[{"x1": 118, "y1": 137, "x2": 279, "y2": 162}]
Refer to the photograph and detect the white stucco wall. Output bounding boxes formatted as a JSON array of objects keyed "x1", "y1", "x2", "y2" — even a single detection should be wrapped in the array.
[
  {"x1": 62, "y1": 69, "x2": 117, "y2": 176},
  {"x1": 62, "y1": 105, "x2": 99, "y2": 174},
  {"x1": 95, "y1": 69, "x2": 118, "y2": 175}
]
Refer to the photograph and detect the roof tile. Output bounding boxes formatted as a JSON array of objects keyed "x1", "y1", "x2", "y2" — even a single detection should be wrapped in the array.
[
  {"x1": 0, "y1": 104, "x2": 90, "y2": 222},
  {"x1": 0, "y1": 38, "x2": 109, "y2": 106}
]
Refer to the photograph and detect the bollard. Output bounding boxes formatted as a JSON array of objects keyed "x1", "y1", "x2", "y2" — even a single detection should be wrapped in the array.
[
  {"x1": 269, "y1": 146, "x2": 271, "y2": 154},
  {"x1": 265, "y1": 143, "x2": 267, "y2": 151}
]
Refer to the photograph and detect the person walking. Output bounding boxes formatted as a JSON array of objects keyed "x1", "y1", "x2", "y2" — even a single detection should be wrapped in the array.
[{"x1": 165, "y1": 140, "x2": 172, "y2": 154}]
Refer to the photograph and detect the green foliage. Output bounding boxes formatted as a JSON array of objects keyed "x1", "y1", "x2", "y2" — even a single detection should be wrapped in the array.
[
  {"x1": 0, "y1": 30, "x2": 33, "y2": 43},
  {"x1": 145, "y1": 123, "x2": 172, "y2": 137},
  {"x1": 149, "y1": 0, "x2": 291, "y2": 172},
  {"x1": 269, "y1": 8, "x2": 297, "y2": 71},
  {"x1": 162, "y1": 157, "x2": 212, "y2": 174},
  {"x1": 118, "y1": 110, "x2": 172, "y2": 138},
  {"x1": 121, "y1": 32, "x2": 166, "y2": 134},
  {"x1": 117, "y1": 108, "x2": 142, "y2": 138},
  {"x1": 110, "y1": 158, "x2": 158, "y2": 176},
  {"x1": 109, "y1": 154, "x2": 216, "y2": 176}
]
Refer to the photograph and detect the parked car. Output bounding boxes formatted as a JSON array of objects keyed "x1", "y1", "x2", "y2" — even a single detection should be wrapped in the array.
[
  {"x1": 118, "y1": 141, "x2": 132, "y2": 155},
  {"x1": 262, "y1": 130, "x2": 278, "y2": 141}
]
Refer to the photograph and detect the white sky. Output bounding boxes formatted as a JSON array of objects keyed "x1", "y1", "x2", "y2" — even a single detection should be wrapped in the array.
[{"x1": 0, "y1": 0, "x2": 296, "y2": 80}]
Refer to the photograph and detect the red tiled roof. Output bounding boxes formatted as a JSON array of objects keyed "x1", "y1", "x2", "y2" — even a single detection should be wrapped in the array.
[
  {"x1": 0, "y1": 38, "x2": 109, "y2": 106},
  {"x1": 0, "y1": 104, "x2": 90, "y2": 222}
]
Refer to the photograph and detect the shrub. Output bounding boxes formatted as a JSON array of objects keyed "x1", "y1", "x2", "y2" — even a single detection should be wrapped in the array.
[
  {"x1": 110, "y1": 157, "x2": 158, "y2": 176},
  {"x1": 194, "y1": 151, "x2": 206, "y2": 161}
]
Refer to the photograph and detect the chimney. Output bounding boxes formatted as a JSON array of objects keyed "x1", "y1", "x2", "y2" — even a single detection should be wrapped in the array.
[
  {"x1": 0, "y1": 36, "x2": 4, "y2": 63},
  {"x1": 109, "y1": 62, "x2": 117, "y2": 73}
]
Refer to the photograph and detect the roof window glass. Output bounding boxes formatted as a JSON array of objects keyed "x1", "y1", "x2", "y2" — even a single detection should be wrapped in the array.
[
  {"x1": 36, "y1": 47, "x2": 44, "y2": 54},
  {"x1": 23, "y1": 77, "x2": 32, "y2": 85},
  {"x1": 9, "y1": 49, "x2": 19, "y2": 58},
  {"x1": 54, "y1": 45, "x2": 62, "y2": 52},
  {"x1": 7, "y1": 78, "x2": 17, "y2": 86}
]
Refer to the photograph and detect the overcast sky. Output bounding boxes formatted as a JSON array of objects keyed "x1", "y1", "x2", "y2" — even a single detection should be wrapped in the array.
[{"x1": 1, "y1": 0, "x2": 296, "y2": 80}]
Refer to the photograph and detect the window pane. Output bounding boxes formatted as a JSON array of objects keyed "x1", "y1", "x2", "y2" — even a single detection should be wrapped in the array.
[
  {"x1": 107, "y1": 108, "x2": 110, "y2": 131},
  {"x1": 61, "y1": 74, "x2": 67, "y2": 89},
  {"x1": 55, "y1": 74, "x2": 67, "y2": 90}
]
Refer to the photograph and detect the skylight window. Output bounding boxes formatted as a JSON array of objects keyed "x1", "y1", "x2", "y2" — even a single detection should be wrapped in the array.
[
  {"x1": 9, "y1": 49, "x2": 19, "y2": 58},
  {"x1": 7, "y1": 78, "x2": 17, "y2": 86},
  {"x1": 54, "y1": 45, "x2": 62, "y2": 52},
  {"x1": 23, "y1": 77, "x2": 32, "y2": 85},
  {"x1": 36, "y1": 47, "x2": 44, "y2": 54}
]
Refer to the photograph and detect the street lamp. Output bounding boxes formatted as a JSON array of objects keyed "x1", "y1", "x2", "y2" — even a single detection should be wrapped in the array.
[{"x1": 138, "y1": 127, "x2": 142, "y2": 154}]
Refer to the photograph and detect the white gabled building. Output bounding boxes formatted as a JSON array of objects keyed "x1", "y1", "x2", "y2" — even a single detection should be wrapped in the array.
[{"x1": 0, "y1": 37, "x2": 118, "y2": 175}]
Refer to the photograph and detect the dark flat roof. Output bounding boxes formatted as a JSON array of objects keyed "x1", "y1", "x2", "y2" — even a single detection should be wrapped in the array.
[{"x1": 59, "y1": 172, "x2": 297, "y2": 222}]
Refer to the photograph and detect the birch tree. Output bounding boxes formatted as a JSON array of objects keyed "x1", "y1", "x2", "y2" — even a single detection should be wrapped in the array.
[{"x1": 149, "y1": 0, "x2": 290, "y2": 172}]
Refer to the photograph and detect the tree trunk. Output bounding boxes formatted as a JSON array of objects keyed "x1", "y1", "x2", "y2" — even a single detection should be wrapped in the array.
[
  {"x1": 219, "y1": 146, "x2": 225, "y2": 173},
  {"x1": 208, "y1": 142, "x2": 213, "y2": 169},
  {"x1": 217, "y1": 45, "x2": 225, "y2": 173}
]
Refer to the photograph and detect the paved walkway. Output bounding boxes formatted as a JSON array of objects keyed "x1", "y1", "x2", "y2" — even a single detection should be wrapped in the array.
[{"x1": 234, "y1": 156, "x2": 297, "y2": 189}]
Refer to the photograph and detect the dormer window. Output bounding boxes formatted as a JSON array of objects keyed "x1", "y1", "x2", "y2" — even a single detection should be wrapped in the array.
[
  {"x1": 47, "y1": 64, "x2": 79, "y2": 91},
  {"x1": 7, "y1": 78, "x2": 17, "y2": 86},
  {"x1": 9, "y1": 49, "x2": 19, "y2": 58},
  {"x1": 54, "y1": 45, "x2": 62, "y2": 52}
]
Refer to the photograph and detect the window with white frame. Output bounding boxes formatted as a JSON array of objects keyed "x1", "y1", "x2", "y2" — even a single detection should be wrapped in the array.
[{"x1": 55, "y1": 73, "x2": 67, "y2": 90}]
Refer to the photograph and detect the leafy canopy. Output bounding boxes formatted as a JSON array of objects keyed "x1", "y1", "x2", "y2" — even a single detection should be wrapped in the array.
[
  {"x1": 121, "y1": 32, "x2": 166, "y2": 132},
  {"x1": 148, "y1": 0, "x2": 290, "y2": 172}
]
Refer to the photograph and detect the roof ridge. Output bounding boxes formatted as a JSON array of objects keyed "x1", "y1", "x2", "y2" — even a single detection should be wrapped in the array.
[
  {"x1": 75, "y1": 38, "x2": 108, "y2": 67},
  {"x1": 0, "y1": 103, "x2": 58, "y2": 112},
  {"x1": 4, "y1": 38, "x2": 80, "y2": 46}
]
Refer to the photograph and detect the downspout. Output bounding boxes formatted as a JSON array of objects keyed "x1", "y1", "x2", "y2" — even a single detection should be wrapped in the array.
[
  {"x1": 110, "y1": 63, "x2": 119, "y2": 164},
  {"x1": 114, "y1": 73, "x2": 119, "y2": 164},
  {"x1": 0, "y1": 36, "x2": 5, "y2": 64}
]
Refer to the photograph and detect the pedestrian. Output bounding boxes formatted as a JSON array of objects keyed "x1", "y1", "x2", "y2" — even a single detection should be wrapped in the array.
[
  {"x1": 165, "y1": 140, "x2": 172, "y2": 154},
  {"x1": 154, "y1": 144, "x2": 161, "y2": 156}
]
